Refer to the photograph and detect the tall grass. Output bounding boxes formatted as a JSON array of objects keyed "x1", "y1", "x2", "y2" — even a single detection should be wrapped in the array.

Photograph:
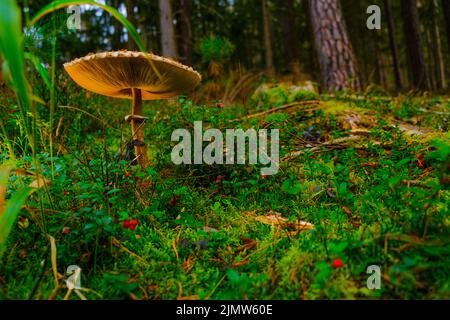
[
  {"x1": 0, "y1": 0, "x2": 33, "y2": 151},
  {"x1": 0, "y1": 166, "x2": 35, "y2": 258},
  {"x1": 50, "y1": 11, "x2": 57, "y2": 177}
]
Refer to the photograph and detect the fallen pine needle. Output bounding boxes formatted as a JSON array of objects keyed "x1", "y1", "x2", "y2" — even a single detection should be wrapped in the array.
[{"x1": 111, "y1": 237, "x2": 149, "y2": 265}]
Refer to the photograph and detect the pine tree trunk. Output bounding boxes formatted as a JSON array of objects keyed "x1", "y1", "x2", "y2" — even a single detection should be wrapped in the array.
[
  {"x1": 425, "y1": 27, "x2": 436, "y2": 90},
  {"x1": 159, "y1": 0, "x2": 177, "y2": 58},
  {"x1": 372, "y1": 33, "x2": 384, "y2": 87},
  {"x1": 179, "y1": 0, "x2": 193, "y2": 65},
  {"x1": 384, "y1": 0, "x2": 404, "y2": 91},
  {"x1": 125, "y1": 0, "x2": 138, "y2": 51},
  {"x1": 431, "y1": 0, "x2": 446, "y2": 90},
  {"x1": 442, "y1": 0, "x2": 450, "y2": 56},
  {"x1": 401, "y1": 0, "x2": 429, "y2": 91},
  {"x1": 308, "y1": 0, "x2": 360, "y2": 91},
  {"x1": 283, "y1": 0, "x2": 299, "y2": 77},
  {"x1": 262, "y1": 0, "x2": 275, "y2": 77},
  {"x1": 304, "y1": 0, "x2": 319, "y2": 82}
]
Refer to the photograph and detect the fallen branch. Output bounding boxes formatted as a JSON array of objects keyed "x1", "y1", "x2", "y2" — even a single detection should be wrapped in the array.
[
  {"x1": 235, "y1": 100, "x2": 321, "y2": 121},
  {"x1": 282, "y1": 135, "x2": 363, "y2": 160}
]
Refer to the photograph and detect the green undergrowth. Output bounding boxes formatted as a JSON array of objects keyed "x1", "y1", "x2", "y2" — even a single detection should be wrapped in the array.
[{"x1": 0, "y1": 85, "x2": 449, "y2": 300}]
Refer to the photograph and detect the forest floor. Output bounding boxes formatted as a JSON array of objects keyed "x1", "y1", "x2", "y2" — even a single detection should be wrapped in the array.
[{"x1": 0, "y1": 83, "x2": 449, "y2": 299}]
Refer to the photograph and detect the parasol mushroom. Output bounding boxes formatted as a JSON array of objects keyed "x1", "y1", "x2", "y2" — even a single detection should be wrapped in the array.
[{"x1": 63, "y1": 51, "x2": 201, "y2": 169}]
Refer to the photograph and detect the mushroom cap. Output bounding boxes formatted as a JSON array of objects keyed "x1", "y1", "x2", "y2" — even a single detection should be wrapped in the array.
[{"x1": 63, "y1": 51, "x2": 201, "y2": 100}]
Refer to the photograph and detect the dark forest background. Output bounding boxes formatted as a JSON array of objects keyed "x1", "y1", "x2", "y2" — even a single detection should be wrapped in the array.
[{"x1": 15, "y1": 0, "x2": 450, "y2": 95}]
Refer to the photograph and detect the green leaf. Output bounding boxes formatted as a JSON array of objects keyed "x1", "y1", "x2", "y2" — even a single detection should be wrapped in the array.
[
  {"x1": 330, "y1": 242, "x2": 348, "y2": 254},
  {"x1": 226, "y1": 269, "x2": 240, "y2": 284},
  {"x1": 282, "y1": 179, "x2": 301, "y2": 195},
  {"x1": 397, "y1": 158, "x2": 411, "y2": 167},
  {"x1": 338, "y1": 182, "x2": 347, "y2": 195},
  {"x1": 24, "y1": 52, "x2": 51, "y2": 90},
  {"x1": 0, "y1": 166, "x2": 35, "y2": 257},
  {"x1": 106, "y1": 188, "x2": 121, "y2": 195},
  {"x1": 314, "y1": 262, "x2": 331, "y2": 289}
]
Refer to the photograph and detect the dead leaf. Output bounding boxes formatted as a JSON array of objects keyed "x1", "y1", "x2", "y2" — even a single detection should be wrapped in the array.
[
  {"x1": 29, "y1": 176, "x2": 50, "y2": 189},
  {"x1": 398, "y1": 123, "x2": 432, "y2": 136},
  {"x1": 18, "y1": 216, "x2": 29, "y2": 229},
  {"x1": 343, "y1": 112, "x2": 362, "y2": 130},
  {"x1": 349, "y1": 129, "x2": 371, "y2": 136},
  {"x1": 203, "y1": 226, "x2": 219, "y2": 233},
  {"x1": 255, "y1": 211, "x2": 314, "y2": 231},
  {"x1": 232, "y1": 260, "x2": 250, "y2": 268},
  {"x1": 47, "y1": 235, "x2": 59, "y2": 287},
  {"x1": 342, "y1": 207, "x2": 352, "y2": 216},
  {"x1": 237, "y1": 237, "x2": 257, "y2": 251}
]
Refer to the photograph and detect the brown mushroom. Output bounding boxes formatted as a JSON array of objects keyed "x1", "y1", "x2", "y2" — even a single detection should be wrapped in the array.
[{"x1": 64, "y1": 51, "x2": 201, "y2": 169}]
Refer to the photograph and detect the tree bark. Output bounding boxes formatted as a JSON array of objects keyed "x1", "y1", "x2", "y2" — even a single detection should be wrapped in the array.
[
  {"x1": 431, "y1": 0, "x2": 446, "y2": 90},
  {"x1": 401, "y1": 0, "x2": 429, "y2": 91},
  {"x1": 283, "y1": 0, "x2": 300, "y2": 78},
  {"x1": 179, "y1": 0, "x2": 193, "y2": 65},
  {"x1": 262, "y1": 0, "x2": 275, "y2": 77},
  {"x1": 159, "y1": 0, "x2": 177, "y2": 58},
  {"x1": 384, "y1": 0, "x2": 404, "y2": 91},
  {"x1": 425, "y1": 27, "x2": 435, "y2": 89},
  {"x1": 308, "y1": 0, "x2": 360, "y2": 91},
  {"x1": 125, "y1": 0, "x2": 138, "y2": 51},
  {"x1": 372, "y1": 32, "x2": 385, "y2": 87},
  {"x1": 442, "y1": 0, "x2": 450, "y2": 56}
]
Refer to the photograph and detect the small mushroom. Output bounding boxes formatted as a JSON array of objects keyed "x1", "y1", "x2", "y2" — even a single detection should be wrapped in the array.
[{"x1": 64, "y1": 51, "x2": 201, "y2": 169}]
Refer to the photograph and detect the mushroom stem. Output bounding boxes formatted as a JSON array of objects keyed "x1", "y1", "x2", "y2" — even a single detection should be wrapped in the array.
[{"x1": 131, "y1": 88, "x2": 149, "y2": 169}]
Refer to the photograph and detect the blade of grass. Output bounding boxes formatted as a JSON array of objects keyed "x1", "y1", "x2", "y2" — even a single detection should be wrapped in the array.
[
  {"x1": 0, "y1": 117, "x2": 17, "y2": 162},
  {"x1": 50, "y1": 11, "x2": 57, "y2": 177},
  {"x1": 0, "y1": 166, "x2": 36, "y2": 258},
  {"x1": 24, "y1": 52, "x2": 51, "y2": 90},
  {"x1": 0, "y1": 0, "x2": 33, "y2": 148},
  {"x1": 47, "y1": 234, "x2": 59, "y2": 287},
  {"x1": 0, "y1": 1, "x2": 50, "y2": 243}
]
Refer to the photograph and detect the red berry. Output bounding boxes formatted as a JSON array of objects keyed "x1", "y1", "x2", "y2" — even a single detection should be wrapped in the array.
[
  {"x1": 134, "y1": 176, "x2": 139, "y2": 181},
  {"x1": 125, "y1": 172, "x2": 131, "y2": 178},
  {"x1": 62, "y1": 227, "x2": 70, "y2": 234},
  {"x1": 129, "y1": 225, "x2": 136, "y2": 231},
  {"x1": 215, "y1": 175, "x2": 224, "y2": 183},
  {"x1": 123, "y1": 220, "x2": 130, "y2": 228},
  {"x1": 261, "y1": 175, "x2": 268, "y2": 179},
  {"x1": 130, "y1": 219, "x2": 138, "y2": 226},
  {"x1": 418, "y1": 160, "x2": 424, "y2": 168},
  {"x1": 332, "y1": 258, "x2": 344, "y2": 268},
  {"x1": 168, "y1": 195, "x2": 181, "y2": 206},
  {"x1": 361, "y1": 162, "x2": 376, "y2": 168},
  {"x1": 217, "y1": 102, "x2": 224, "y2": 108},
  {"x1": 63, "y1": 191, "x2": 68, "y2": 196},
  {"x1": 417, "y1": 154, "x2": 425, "y2": 168}
]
